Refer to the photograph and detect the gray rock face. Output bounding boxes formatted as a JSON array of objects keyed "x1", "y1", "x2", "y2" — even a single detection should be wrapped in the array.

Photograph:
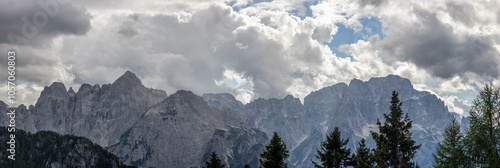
[
  {"x1": 202, "y1": 127, "x2": 269, "y2": 168},
  {"x1": 0, "y1": 71, "x2": 267, "y2": 168},
  {"x1": 107, "y1": 90, "x2": 255, "y2": 168},
  {"x1": 0, "y1": 73, "x2": 462, "y2": 168},
  {"x1": 0, "y1": 71, "x2": 167, "y2": 147},
  {"x1": 204, "y1": 75, "x2": 454, "y2": 168},
  {"x1": 203, "y1": 94, "x2": 309, "y2": 150}
]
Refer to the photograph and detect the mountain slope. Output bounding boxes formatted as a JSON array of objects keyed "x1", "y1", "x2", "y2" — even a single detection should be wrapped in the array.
[{"x1": 107, "y1": 90, "x2": 266, "y2": 168}]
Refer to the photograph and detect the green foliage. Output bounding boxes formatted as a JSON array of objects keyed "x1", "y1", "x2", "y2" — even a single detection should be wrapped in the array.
[
  {"x1": 0, "y1": 127, "x2": 134, "y2": 168},
  {"x1": 260, "y1": 132, "x2": 289, "y2": 168},
  {"x1": 312, "y1": 127, "x2": 351, "y2": 168},
  {"x1": 432, "y1": 117, "x2": 469, "y2": 168},
  {"x1": 371, "y1": 91, "x2": 421, "y2": 168},
  {"x1": 464, "y1": 84, "x2": 500, "y2": 167},
  {"x1": 203, "y1": 151, "x2": 225, "y2": 168},
  {"x1": 351, "y1": 139, "x2": 374, "y2": 168}
]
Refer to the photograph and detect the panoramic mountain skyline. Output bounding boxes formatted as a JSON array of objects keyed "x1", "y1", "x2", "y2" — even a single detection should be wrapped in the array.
[
  {"x1": 0, "y1": 71, "x2": 455, "y2": 167},
  {"x1": 1, "y1": 0, "x2": 500, "y2": 118}
]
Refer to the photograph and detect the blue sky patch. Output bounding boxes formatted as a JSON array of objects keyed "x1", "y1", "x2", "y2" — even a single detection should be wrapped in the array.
[{"x1": 327, "y1": 17, "x2": 384, "y2": 59}]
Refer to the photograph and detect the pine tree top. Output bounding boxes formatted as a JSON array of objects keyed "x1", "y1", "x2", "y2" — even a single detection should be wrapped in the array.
[
  {"x1": 203, "y1": 151, "x2": 225, "y2": 168},
  {"x1": 260, "y1": 132, "x2": 289, "y2": 168},
  {"x1": 312, "y1": 127, "x2": 351, "y2": 168},
  {"x1": 371, "y1": 91, "x2": 420, "y2": 168}
]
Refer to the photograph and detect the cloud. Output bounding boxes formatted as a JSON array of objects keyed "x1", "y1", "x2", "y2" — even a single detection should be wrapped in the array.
[
  {"x1": 51, "y1": 3, "x2": 344, "y2": 101},
  {"x1": 0, "y1": 0, "x2": 91, "y2": 46},
  {"x1": 357, "y1": 0, "x2": 386, "y2": 7},
  {"x1": 215, "y1": 68, "x2": 255, "y2": 104},
  {"x1": 318, "y1": 0, "x2": 499, "y2": 100},
  {"x1": 0, "y1": 0, "x2": 89, "y2": 106},
  {"x1": 117, "y1": 14, "x2": 140, "y2": 37},
  {"x1": 53, "y1": 5, "x2": 243, "y2": 95},
  {"x1": 379, "y1": 7, "x2": 500, "y2": 79},
  {"x1": 442, "y1": 95, "x2": 472, "y2": 116},
  {"x1": 332, "y1": 0, "x2": 500, "y2": 80},
  {"x1": 1, "y1": 0, "x2": 498, "y2": 109},
  {"x1": 0, "y1": 82, "x2": 44, "y2": 107},
  {"x1": 0, "y1": 43, "x2": 75, "y2": 87}
]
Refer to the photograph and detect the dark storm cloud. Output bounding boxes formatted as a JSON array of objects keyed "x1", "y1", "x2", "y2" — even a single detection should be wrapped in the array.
[
  {"x1": 0, "y1": 0, "x2": 91, "y2": 46},
  {"x1": 381, "y1": 8, "x2": 499, "y2": 79},
  {"x1": 0, "y1": 44, "x2": 64, "y2": 85}
]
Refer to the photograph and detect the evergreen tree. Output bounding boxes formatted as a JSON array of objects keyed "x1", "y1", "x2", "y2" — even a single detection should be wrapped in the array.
[
  {"x1": 312, "y1": 127, "x2": 351, "y2": 168},
  {"x1": 203, "y1": 151, "x2": 225, "y2": 168},
  {"x1": 464, "y1": 84, "x2": 500, "y2": 167},
  {"x1": 351, "y1": 139, "x2": 374, "y2": 168},
  {"x1": 371, "y1": 91, "x2": 421, "y2": 168},
  {"x1": 260, "y1": 132, "x2": 289, "y2": 168},
  {"x1": 433, "y1": 117, "x2": 469, "y2": 168}
]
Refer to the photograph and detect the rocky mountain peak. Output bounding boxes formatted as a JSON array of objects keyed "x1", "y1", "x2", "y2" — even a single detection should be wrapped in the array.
[
  {"x1": 368, "y1": 75, "x2": 414, "y2": 91},
  {"x1": 202, "y1": 93, "x2": 241, "y2": 107},
  {"x1": 348, "y1": 78, "x2": 364, "y2": 86},
  {"x1": 283, "y1": 94, "x2": 302, "y2": 106},
  {"x1": 113, "y1": 70, "x2": 142, "y2": 86},
  {"x1": 283, "y1": 94, "x2": 295, "y2": 100},
  {"x1": 144, "y1": 90, "x2": 206, "y2": 117},
  {"x1": 77, "y1": 83, "x2": 92, "y2": 93},
  {"x1": 170, "y1": 90, "x2": 203, "y2": 102},
  {"x1": 38, "y1": 82, "x2": 69, "y2": 101}
]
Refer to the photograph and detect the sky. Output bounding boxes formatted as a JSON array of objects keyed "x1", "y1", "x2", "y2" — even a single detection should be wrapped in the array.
[{"x1": 1, "y1": 0, "x2": 499, "y2": 117}]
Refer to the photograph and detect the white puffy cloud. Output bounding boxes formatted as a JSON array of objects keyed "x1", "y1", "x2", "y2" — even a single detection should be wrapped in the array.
[
  {"x1": 442, "y1": 95, "x2": 472, "y2": 116},
  {"x1": 51, "y1": 2, "x2": 342, "y2": 101},
  {"x1": 0, "y1": 82, "x2": 44, "y2": 107},
  {"x1": 312, "y1": 0, "x2": 499, "y2": 106},
  {"x1": 1, "y1": 0, "x2": 497, "y2": 110}
]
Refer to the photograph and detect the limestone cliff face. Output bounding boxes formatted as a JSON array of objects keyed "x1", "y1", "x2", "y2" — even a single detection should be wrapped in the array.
[
  {"x1": 296, "y1": 75, "x2": 451, "y2": 167},
  {"x1": 107, "y1": 90, "x2": 259, "y2": 168},
  {"x1": 204, "y1": 75, "x2": 454, "y2": 168},
  {"x1": 0, "y1": 71, "x2": 267, "y2": 168},
  {"x1": 203, "y1": 93, "x2": 309, "y2": 151},
  {"x1": 202, "y1": 127, "x2": 268, "y2": 168},
  {"x1": 0, "y1": 71, "x2": 167, "y2": 147}
]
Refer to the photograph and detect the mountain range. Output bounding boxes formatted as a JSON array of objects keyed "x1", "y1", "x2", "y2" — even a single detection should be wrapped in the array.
[
  {"x1": 203, "y1": 75, "x2": 453, "y2": 167},
  {"x1": 0, "y1": 71, "x2": 456, "y2": 167}
]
